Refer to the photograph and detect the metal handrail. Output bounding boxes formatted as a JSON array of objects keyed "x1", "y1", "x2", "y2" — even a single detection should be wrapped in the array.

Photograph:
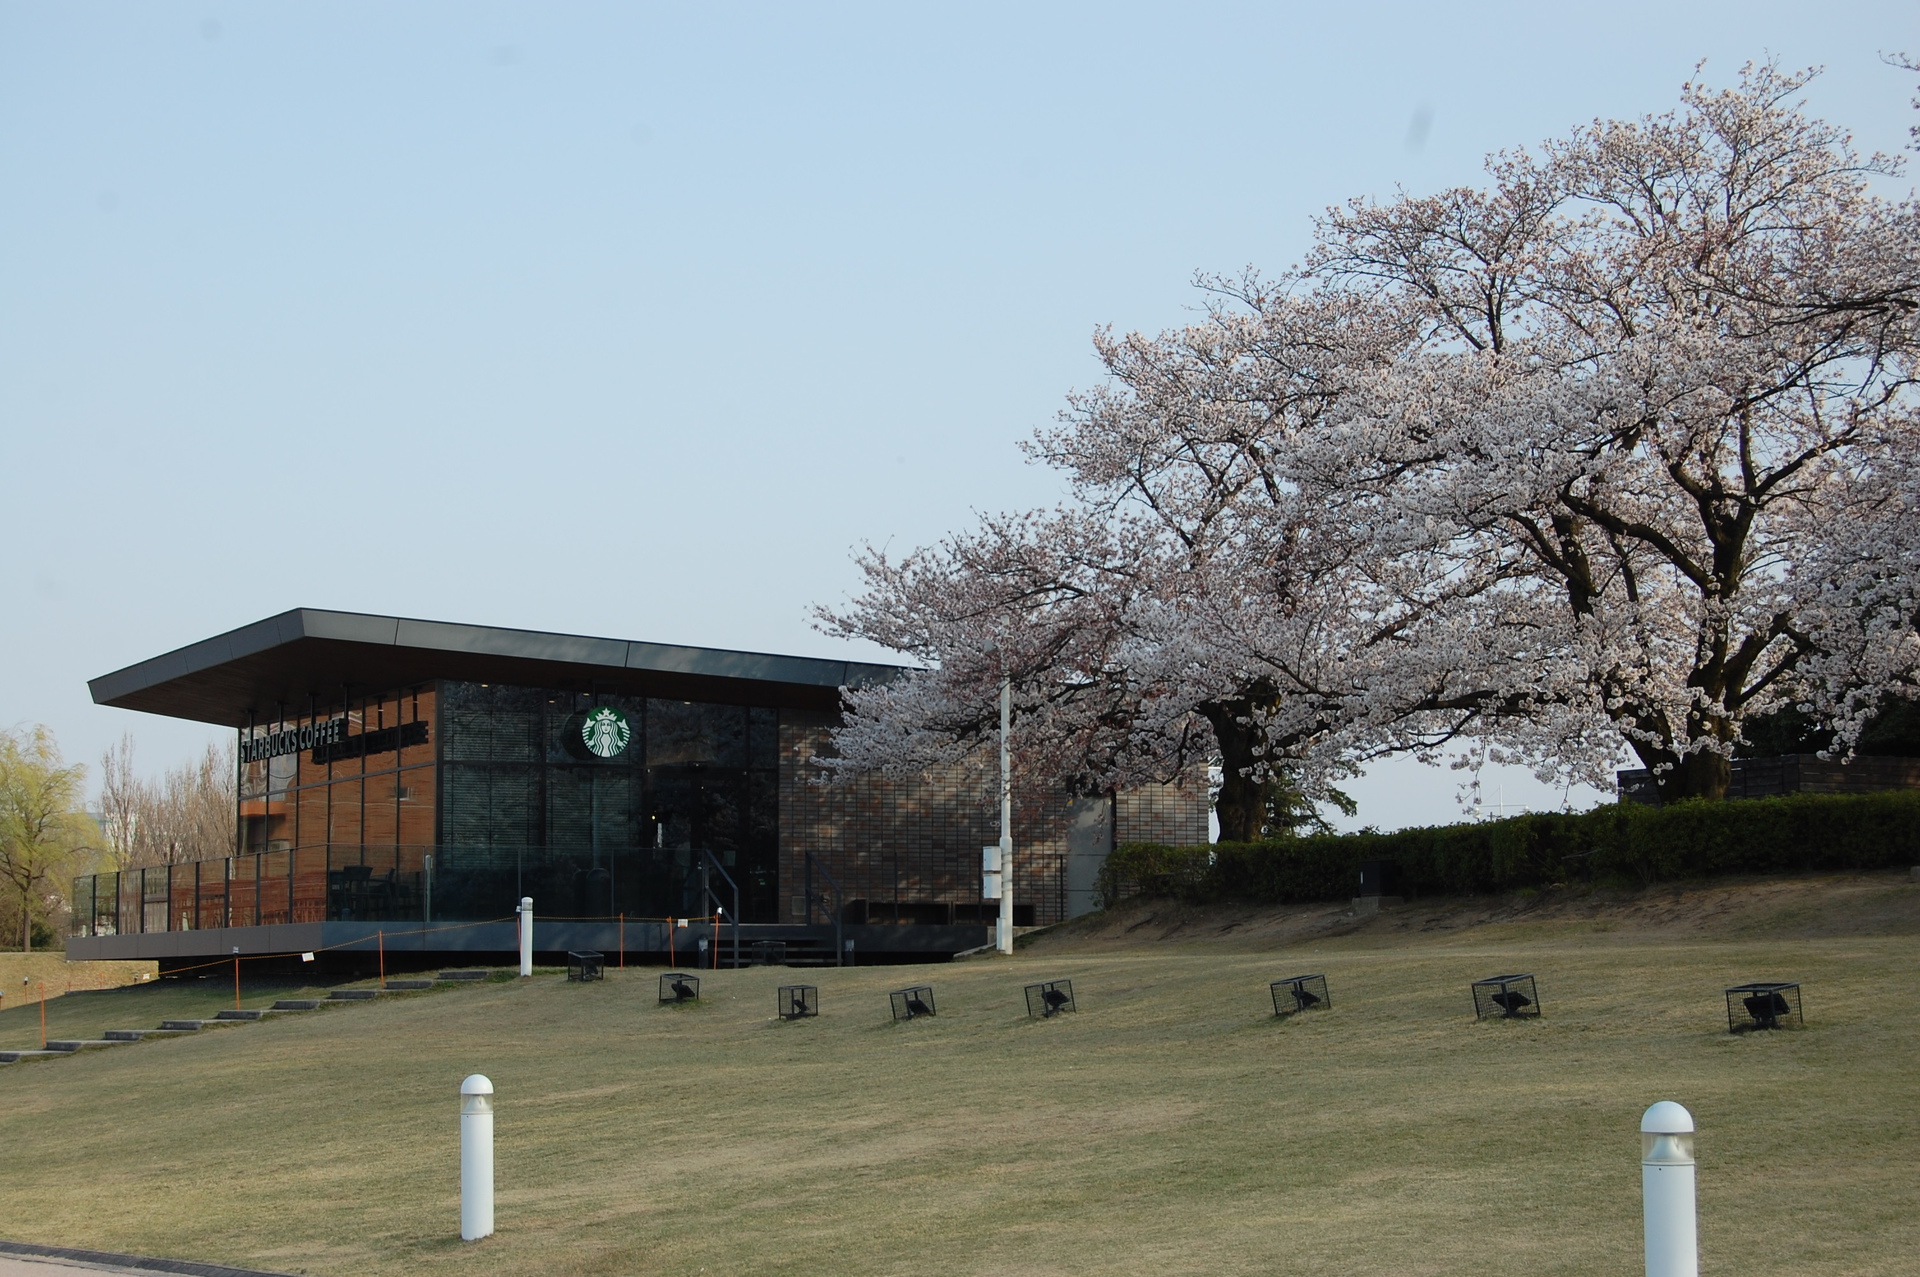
[
  {"x1": 698, "y1": 849, "x2": 742, "y2": 970},
  {"x1": 802, "y1": 849, "x2": 846, "y2": 966}
]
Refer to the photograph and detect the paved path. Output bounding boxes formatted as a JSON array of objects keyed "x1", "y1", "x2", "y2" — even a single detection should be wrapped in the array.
[
  {"x1": 0, "y1": 1243, "x2": 294, "y2": 1277},
  {"x1": 0, "y1": 1257, "x2": 149, "y2": 1275}
]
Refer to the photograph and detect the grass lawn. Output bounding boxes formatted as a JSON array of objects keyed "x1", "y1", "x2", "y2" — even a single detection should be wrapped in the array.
[
  {"x1": 0, "y1": 962, "x2": 517, "y2": 1051},
  {"x1": 0, "y1": 972, "x2": 328, "y2": 1050},
  {"x1": 0, "y1": 877, "x2": 1914, "y2": 1277},
  {"x1": 0, "y1": 954, "x2": 157, "y2": 1039}
]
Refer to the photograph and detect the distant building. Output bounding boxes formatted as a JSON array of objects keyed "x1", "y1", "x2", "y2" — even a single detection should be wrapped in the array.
[{"x1": 69, "y1": 609, "x2": 1206, "y2": 969}]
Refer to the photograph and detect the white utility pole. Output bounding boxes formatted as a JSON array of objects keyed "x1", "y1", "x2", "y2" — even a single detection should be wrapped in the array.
[
  {"x1": 460, "y1": 1074, "x2": 495, "y2": 1241},
  {"x1": 518, "y1": 896, "x2": 533, "y2": 977},
  {"x1": 1641, "y1": 1101, "x2": 1698, "y2": 1277},
  {"x1": 997, "y1": 671, "x2": 1014, "y2": 955}
]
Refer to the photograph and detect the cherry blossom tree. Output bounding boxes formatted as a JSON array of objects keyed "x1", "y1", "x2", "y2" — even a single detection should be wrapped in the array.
[
  {"x1": 819, "y1": 289, "x2": 1522, "y2": 838},
  {"x1": 822, "y1": 64, "x2": 1920, "y2": 820},
  {"x1": 1791, "y1": 443, "x2": 1920, "y2": 751},
  {"x1": 1311, "y1": 63, "x2": 1920, "y2": 801}
]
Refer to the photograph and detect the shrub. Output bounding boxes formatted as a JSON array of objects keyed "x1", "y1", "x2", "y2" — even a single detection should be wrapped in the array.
[{"x1": 1097, "y1": 790, "x2": 1920, "y2": 907}]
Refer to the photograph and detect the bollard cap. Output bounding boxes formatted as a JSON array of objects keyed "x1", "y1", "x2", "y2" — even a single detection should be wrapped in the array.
[
  {"x1": 1641, "y1": 1101, "x2": 1695, "y2": 1165},
  {"x1": 461, "y1": 1073, "x2": 494, "y2": 1097},
  {"x1": 1640, "y1": 1101, "x2": 1694, "y2": 1134}
]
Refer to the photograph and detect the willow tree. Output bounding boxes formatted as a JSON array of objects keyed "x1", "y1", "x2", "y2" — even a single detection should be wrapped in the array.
[{"x1": 0, "y1": 727, "x2": 94, "y2": 952}]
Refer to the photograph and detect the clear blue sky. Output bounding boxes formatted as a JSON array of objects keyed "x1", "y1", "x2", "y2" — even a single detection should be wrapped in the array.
[{"x1": 2, "y1": 2, "x2": 1913, "y2": 829}]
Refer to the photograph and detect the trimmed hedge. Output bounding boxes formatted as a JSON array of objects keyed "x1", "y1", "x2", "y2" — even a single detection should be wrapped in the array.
[{"x1": 1098, "y1": 790, "x2": 1920, "y2": 908}]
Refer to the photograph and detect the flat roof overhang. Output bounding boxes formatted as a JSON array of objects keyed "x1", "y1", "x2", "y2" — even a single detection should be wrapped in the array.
[{"x1": 88, "y1": 608, "x2": 907, "y2": 727}]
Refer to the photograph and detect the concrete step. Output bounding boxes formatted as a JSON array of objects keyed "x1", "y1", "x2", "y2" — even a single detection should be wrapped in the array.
[
  {"x1": 383, "y1": 979, "x2": 434, "y2": 991},
  {"x1": 105, "y1": 1029, "x2": 176, "y2": 1041},
  {"x1": 328, "y1": 988, "x2": 381, "y2": 1001},
  {"x1": 44, "y1": 1040, "x2": 123, "y2": 1052},
  {"x1": 213, "y1": 1009, "x2": 269, "y2": 1021},
  {"x1": 158, "y1": 1019, "x2": 233, "y2": 1031},
  {"x1": 0, "y1": 1050, "x2": 66, "y2": 1063},
  {"x1": 438, "y1": 970, "x2": 490, "y2": 981},
  {"x1": 271, "y1": 999, "x2": 325, "y2": 1011}
]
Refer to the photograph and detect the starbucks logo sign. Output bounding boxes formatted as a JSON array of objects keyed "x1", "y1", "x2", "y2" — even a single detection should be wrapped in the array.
[{"x1": 580, "y1": 707, "x2": 632, "y2": 759}]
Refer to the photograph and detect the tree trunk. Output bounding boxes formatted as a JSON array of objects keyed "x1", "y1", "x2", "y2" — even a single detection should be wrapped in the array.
[
  {"x1": 20, "y1": 896, "x2": 30, "y2": 955},
  {"x1": 1643, "y1": 747, "x2": 1732, "y2": 805},
  {"x1": 1198, "y1": 700, "x2": 1273, "y2": 843}
]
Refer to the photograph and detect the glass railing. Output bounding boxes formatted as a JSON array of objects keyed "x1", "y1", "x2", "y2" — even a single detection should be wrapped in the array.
[
  {"x1": 70, "y1": 842, "x2": 1068, "y2": 936},
  {"x1": 70, "y1": 843, "x2": 759, "y2": 936},
  {"x1": 72, "y1": 845, "x2": 431, "y2": 935}
]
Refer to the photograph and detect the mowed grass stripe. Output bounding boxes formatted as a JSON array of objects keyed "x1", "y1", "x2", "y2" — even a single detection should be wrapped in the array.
[{"x1": 0, "y1": 934, "x2": 1914, "y2": 1277}]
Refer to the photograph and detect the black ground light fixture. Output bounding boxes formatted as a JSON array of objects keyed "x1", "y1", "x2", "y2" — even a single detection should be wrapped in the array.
[
  {"x1": 1726, "y1": 982, "x2": 1802, "y2": 1032},
  {"x1": 660, "y1": 972, "x2": 700, "y2": 1004},
  {"x1": 890, "y1": 985, "x2": 936, "y2": 1021},
  {"x1": 1271, "y1": 973, "x2": 1330, "y2": 1016},
  {"x1": 778, "y1": 984, "x2": 818, "y2": 1020},
  {"x1": 1024, "y1": 979, "x2": 1076, "y2": 1019},
  {"x1": 566, "y1": 951, "x2": 604, "y2": 982},
  {"x1": 1472, "y1": 973, "x2": 1540, "y2": 1020}
]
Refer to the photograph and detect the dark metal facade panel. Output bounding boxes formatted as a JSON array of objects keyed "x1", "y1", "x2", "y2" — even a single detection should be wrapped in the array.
[
  {"x1": 88, "y1": 609, "x2": 327, "y2": 711},
  {"x1": 623, "y1": 640, "x2": 891, "y2": 690},
  {"x1": 89, "y1": 608, "x2": 910, "y2": 727},
  {"x1": 300, "y1": 610, "x2": 401, "y2": 647},
  {"x1": 396, "y1": 617, "x2": 631, "y2": 668}
]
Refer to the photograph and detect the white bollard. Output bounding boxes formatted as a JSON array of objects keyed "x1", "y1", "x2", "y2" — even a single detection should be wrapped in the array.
[
  {"x1": 460, "y1": 1074, "x2": 495, "y2": 1241},
  {"x1": 518, "y1": 896, "x2": 533, "y2": 977},
  {"x1": 1641, "y1": 1101, "x2": 1698, "y2": 1277}
]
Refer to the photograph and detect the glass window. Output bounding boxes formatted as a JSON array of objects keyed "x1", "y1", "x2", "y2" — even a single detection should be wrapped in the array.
[
  {"x1": 442, "y1": 682, "x2": 543, "y2": 762},
  {"x1": 398, "y1": 686, "x2": 436, "y2": 769},
  {"x1": 397, "y1": 764, "x2": 436, "y2": 846},
  {"x1": 647, "y1": 700, "x2": 745, "y2": 768},
  {"x1": 196, "y1": 861, "x2": 228, "y2": 930},
  {"x1": 330, "y1": 777, "x2": 365, "y2": 846},
  {"x1": 70, "y1": 875, "x2": 93, "y2": 937},
  {"x1": 291, "y1": 846, "x2": 327, "y2": 924},
  {"x1": 258, "y1": 850, "x2": 291, "y2": 924},
  {"x1": 749, "y1": 706, "x2": 778, "y2": 769},
  {"x1": 442, "y1": 763, "x2": 540, "y2": 848},
  {"x1": 364, "y1": 775, "x2": 398, "y2": 847},
  {"x1": 94, "y1": 871, "x2": 120, "y2": 936}
]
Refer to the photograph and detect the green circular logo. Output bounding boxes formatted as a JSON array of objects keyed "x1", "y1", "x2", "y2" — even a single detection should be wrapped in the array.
[{"x1": 581, "y1": 706, "x2": 631, "y2": 759}]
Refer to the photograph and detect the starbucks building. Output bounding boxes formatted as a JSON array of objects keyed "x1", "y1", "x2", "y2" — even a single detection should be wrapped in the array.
[{"x1": 68, "y1": 609, "x2": 1207, "y2": 969}]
